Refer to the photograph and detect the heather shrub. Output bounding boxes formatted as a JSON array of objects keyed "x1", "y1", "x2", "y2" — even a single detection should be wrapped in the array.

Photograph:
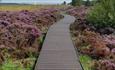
[
  {"x1": 87, "y1": 0, "x2": 115, "y2": 28},
  {"x1": 0, "y1": 8, "x2": 62, "y2": 70},
  {"x1": 81, "y1": 30, "x2": 110, "y2": 57},
  {"x1": 94, "y1": 60, "x2": 115, "y2": 70}
]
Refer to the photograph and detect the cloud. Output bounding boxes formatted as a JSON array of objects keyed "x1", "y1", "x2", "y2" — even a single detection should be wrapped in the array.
[
  {"x1": 1, "y1": 0, "x2": 71, "y2": 4},
  {"x1": 37, "y1": 0, "x2": 71, "y2": 4}
]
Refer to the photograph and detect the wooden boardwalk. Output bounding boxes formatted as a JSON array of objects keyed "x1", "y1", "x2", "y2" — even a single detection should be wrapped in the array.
[{"x1": 34, "y1": 14, "x2": 82, "y2": 70}]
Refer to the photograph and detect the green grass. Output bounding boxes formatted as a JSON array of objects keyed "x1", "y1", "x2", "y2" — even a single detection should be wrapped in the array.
[
  {"x1": 0, "y1": 57, "x2": 36, "y2": 70},
  {"x1": 79, "y1": 55, "x2": 92, "y2": 70}
]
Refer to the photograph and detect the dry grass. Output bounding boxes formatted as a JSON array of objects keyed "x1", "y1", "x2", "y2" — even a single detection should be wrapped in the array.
[{"x1": 0, "y1": 4, "x2": 67, "y2": 11}]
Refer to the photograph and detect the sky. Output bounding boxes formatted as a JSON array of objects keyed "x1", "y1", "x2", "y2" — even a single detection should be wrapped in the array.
[{"x1": 1, "y1": 0, "x2": 72, "y2": 4}]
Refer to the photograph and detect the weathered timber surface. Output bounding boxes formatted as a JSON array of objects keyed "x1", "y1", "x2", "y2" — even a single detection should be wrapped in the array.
[{"x1": 35, "y1": 14, "x2": 82, "y2": 70}]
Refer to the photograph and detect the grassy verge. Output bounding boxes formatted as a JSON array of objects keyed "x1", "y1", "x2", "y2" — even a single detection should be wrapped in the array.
[{"x1": 79, "y1": 55, "x2": 93, "y2": 70}]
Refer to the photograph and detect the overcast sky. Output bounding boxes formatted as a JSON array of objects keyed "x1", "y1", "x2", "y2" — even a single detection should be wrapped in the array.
[{"x1": 1, "y1": 0, "x2": 72, "y2": 4}]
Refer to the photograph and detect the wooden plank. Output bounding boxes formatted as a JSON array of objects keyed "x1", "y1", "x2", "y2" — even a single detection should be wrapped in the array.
[{"x1": 35, "y1": 14, "x2": 82, "y2": 70}]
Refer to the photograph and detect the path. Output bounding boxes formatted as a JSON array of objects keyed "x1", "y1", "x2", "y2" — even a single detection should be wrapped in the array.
[{"x1": 35, "y1": 14, "x2": 82, "y2": 70}]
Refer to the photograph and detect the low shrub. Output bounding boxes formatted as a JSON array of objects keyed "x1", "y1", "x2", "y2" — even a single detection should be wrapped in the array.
[{"x1": 87, "y1": 0, "x2": 115, "y2": 28}]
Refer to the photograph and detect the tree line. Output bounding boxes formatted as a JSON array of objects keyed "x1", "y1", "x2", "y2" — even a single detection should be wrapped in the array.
[{"x1": 71, "y1": 0, "x2": 101, "y2": 6}]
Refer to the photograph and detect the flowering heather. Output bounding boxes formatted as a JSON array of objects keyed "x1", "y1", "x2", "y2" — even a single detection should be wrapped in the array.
[
  {"x1": 0, "y1": 8, "x2": 62, "y2": 65},
  {"x1": 95, "y1": 60, "x2": 115, "y2": 70}
]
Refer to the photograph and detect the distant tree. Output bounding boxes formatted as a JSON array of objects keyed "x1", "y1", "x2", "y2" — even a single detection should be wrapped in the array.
[
  {"x1": 72, "y1": 0, "x2": 82, "y2": 6},
  {"x1": 72, "y1": 0, "x2": 76, "y2": 6},
  {"x1": 91, "y1": 0, "x2": 99, "y2": 5},
  {"x1": 94, "y1": 0, "x2": 101, "y2": 3},
  {"x1": 97, "y1": 0, "x2": 101, "y2": 3},
  {"x1": 62, "y1": 1, "x2": 66, "y2": 5},
  {"x1": 76, "y1": 0, "x2": 82, "y2": 6},
  {"x1": 85, "y1": 0, "x2": 90, "y2": 6}
]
